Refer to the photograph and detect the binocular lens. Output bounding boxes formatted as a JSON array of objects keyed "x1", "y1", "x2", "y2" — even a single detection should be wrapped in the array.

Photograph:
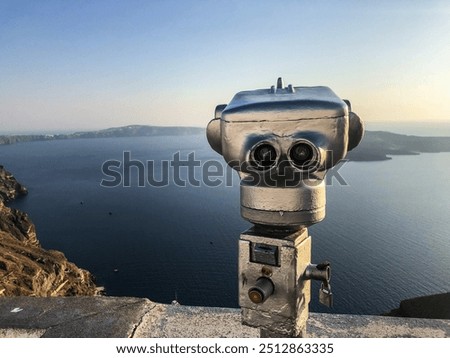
[
  {"x1": 252, "y1": 144, "x2": 277, "y2": 169},
  {"x1": 290, "y1": 142, "x2": 317, "y2": 170}
]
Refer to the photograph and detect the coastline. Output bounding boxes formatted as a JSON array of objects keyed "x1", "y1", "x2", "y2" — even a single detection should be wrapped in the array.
[
  {"x1": 0, "y1": 166, "x2": 99, "y2": 297},
  {"x1": 2, "y1": 125, "x2": 450, "y2": 162}
]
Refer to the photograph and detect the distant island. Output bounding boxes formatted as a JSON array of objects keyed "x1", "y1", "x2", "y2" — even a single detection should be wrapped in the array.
[
  {"x1": 1, "y1": 124, "x2": 450, "y2": 162},
  {"x1": 0, "y1": 125, "x2": 203, "y2": 145},
  {"x1": 347, "y1": 130, "x2": 450, "y2": 161}
]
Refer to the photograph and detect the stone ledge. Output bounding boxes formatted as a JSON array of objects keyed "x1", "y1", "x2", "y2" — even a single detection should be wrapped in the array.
[{"x1": 0, "y1": 296, "x2": 448, "y2": 338}]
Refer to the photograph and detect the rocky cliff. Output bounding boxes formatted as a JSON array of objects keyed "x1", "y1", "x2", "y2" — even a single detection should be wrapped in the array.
[
  {"x1": 0, "y1": 166, "x2": 99, "y2": 297},
  {"x1": 385, "y1": 292, "x2": 450, "y2": 319},
  {"x1": 0, "y1": 165, "x2": 28, "y2": 202}
]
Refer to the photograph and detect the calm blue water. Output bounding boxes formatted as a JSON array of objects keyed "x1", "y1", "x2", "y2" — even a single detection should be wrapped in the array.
[{"x1": 1, "y1": 134, "x2": 449, "y2": 315}]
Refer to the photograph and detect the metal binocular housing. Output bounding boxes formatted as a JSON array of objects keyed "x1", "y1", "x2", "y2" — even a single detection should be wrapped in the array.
[{"x1": 207, "y1": 78, "x2": 364, "y2": 228}]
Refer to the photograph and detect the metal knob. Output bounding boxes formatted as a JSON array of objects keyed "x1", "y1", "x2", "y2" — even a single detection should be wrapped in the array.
[{"x1": 248, "y1": 277, "x2": 274, "y2": 304}]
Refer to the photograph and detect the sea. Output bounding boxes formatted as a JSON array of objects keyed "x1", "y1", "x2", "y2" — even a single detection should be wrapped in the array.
[{"x1": 1, "y1": 122, "x2": 449, "y2": 315}]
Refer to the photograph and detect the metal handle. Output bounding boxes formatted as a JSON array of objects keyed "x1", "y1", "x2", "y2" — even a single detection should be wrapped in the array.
[
  {"x1": 302, "y1": 261, "x2": 333, "y2": 308},
  {"x1": 303, "y1": 261, "x2": 331, "y2": 282}
]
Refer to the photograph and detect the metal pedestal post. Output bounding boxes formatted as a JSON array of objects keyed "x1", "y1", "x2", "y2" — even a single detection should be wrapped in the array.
[{"x1": 238, "y1": 227, "x2": 311, "y2": 338}]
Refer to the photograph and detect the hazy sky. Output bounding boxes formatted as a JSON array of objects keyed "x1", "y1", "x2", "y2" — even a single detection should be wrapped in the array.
[{"x1": 1, "y1": 0, "x2": 449, "y2": 133}]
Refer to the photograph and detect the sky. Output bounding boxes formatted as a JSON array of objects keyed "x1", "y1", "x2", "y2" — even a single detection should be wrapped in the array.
[{"x1": 0, "y1": 0, "x2": 449, "y2": 133}]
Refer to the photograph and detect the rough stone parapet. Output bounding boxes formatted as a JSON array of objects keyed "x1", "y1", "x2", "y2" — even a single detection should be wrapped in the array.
[{"x1": 0, "y1": 296, "x2": 448, "y2": 338}]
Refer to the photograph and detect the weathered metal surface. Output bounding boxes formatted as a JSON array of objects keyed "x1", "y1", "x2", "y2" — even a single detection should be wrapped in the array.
[
  {"x1": 207, "y1": 78, "x2": 364, "y2": 228},
  {"x1": 239, "y1": 228, "x2": 311, "y2": 337},
  {"x1": 240, "y1": 180, "x2": 326, "y2": 227}
]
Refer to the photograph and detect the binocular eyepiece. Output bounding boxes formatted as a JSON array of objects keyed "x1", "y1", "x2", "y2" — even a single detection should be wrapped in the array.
[{"x1": 207, "y1": 78, "x2": 364, "y2": 228}]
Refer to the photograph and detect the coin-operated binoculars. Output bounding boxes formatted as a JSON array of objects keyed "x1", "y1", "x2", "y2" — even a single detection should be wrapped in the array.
[{"x1": 207, "y1": 78, "x2": 364, "y2": 337}]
